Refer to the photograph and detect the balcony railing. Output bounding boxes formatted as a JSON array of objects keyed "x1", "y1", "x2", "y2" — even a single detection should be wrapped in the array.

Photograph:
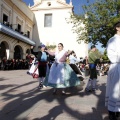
[{"x1": 0, "y1": 23, "x2": 35, "y2": 46}]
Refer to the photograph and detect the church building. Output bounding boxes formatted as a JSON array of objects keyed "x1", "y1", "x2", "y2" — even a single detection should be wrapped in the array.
[
  {"x1": 31, "y1": 0, "x2": 88, "y2": 57},
  {"x1": 0, "y1": 0, "x2": 88, "y2": 60}
]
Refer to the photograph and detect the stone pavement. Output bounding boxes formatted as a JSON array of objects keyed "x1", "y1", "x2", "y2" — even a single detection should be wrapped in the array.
[{"x1": 0, "y1": 70, "x2": 110, "y2": 120}]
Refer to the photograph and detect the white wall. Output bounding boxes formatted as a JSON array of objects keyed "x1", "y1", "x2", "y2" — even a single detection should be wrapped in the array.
[{"x1": 33, "y1": 7, "x2": 88, "y2": 57}]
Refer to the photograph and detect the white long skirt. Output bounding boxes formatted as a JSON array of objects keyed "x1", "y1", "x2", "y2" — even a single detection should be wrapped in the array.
[
  {"x1": 44, "y1": 63, "x2": 80, "y2": 88},
  {"x1": 105, "y1": 63, "x2": 120, "y2": 112},
  {"x1": 29, "y1": 63, "x2": 37, "y2": 74}
]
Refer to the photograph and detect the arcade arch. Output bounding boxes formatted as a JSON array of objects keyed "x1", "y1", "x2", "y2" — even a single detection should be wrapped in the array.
[
  {"x1": 14, "y1": 45, "x2": 23, "y2": 59},
  {"x1": 0, "y1": 41, "x2": 9, "y2": 60}
]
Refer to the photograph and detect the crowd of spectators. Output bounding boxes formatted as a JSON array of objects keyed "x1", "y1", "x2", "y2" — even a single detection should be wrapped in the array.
[
  {"x1": 0, "y1": 53, "x2": 110, "y2": 76},
  {"x1": 0, "y1": 55, "x2": 33, "y2": 70},
  {"x1": 0, "y1": 53, "x2": 55, "y2": 71},
  {"x1": 78, "y1": 60, "x2": 110, "y2": 76}
]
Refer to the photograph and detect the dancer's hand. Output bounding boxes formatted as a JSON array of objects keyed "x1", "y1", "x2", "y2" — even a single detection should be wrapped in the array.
[
  {"x1": 31, "y1": 46, "x2": 34, "y2": 49},
  {"x1": 67, "y1": 50, "x2": 72, "y2": 55},
  {"x1": 45, "y1": 49, "x2": 48, "y2": 52}
]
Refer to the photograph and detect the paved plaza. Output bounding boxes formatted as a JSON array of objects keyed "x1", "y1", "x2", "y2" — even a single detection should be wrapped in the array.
[{"x1": 0, "y1": 70, "x2": 111, "y2": 120}]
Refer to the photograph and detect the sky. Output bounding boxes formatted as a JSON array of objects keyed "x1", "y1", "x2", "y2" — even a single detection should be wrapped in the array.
[
  {"x1": 23, "y1": 0, "x2": 95, "y2": 14},
  {"x1": 23, "y1": 0, "x2": 105, "y2": 52}
]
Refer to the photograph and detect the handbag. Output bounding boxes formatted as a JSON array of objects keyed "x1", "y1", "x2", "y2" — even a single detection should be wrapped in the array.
[{"x1": 32, "y1": 67, "x2": 39, "y2": 78}]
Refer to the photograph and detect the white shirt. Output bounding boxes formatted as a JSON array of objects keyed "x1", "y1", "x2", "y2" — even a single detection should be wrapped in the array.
[{"x1": 69, "y1": 55, "x2": 80, "y2": 64}]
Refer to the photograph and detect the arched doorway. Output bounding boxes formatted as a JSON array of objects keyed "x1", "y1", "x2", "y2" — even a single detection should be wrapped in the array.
[
  {"x1": 14, "y1": 45, "x2": 23, "y2": 59},
  {"x1": 0, "y1": 41, "x2": 9, "y2": 60}
]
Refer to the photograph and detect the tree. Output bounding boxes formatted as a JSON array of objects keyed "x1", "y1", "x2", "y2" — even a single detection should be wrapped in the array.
[
  {"x1": 102, "y1": 49, "x2": 110, "y2": 62},
  {"x1": 69, "y1": 0, "x2": 120, "y2": 47},
  {"x1": 46, "y1": 45, "x2": 56, "y2": 50}
]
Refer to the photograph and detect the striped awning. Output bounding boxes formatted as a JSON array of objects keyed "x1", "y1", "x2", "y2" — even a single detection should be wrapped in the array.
[{"x1": 0, "y1": 23, "x2": 35, "y2": 46}]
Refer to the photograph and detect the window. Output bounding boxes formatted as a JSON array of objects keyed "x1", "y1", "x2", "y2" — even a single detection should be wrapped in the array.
[
  {"x1": 27, "y1": 31, "x2": 30, "y2": 38},
  {"x1": 17, "y1": 24, "x2": 21, "y2": 32},
  {"x1": 47, "y1": 2, "x2": 51, "y2": 6},
  {"x1": 44, "y1": 14, "x2": 52, "y2": 27},
  {"x1": 3, "y1": 14, "x2": 8, "y2": 24}
]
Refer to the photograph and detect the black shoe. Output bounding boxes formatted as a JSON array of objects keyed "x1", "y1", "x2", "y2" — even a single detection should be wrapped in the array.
[
  {"x1": 109, "y1": 115, "x2": 117, "y2": 120},
  {"x1": 53, "y1": 89, "x2": 57, "y2": 95},
  {"x1": 62, "y1": 91, "x2": 66, "y2": 95},
  {"x1": 27, "y1": 71, "x2": 30, "y2": 75},
  {"x1": 85, "y1": 88, "x2": 91, "y2": 92},
  {"x1": 109, "y1": 111, "x2": 117, "y2": 120},
  {"x1": 38, "y1": 83, "x2": 43, "y2": 89},
  {"x1": 92, "y1": 88, "x2": 96, "y2": 91},
  {"x1": 116, "y1": 112, "x2": 120, "y2": 118}
]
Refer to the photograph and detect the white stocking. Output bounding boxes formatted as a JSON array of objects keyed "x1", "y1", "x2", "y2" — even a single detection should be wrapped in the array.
[
  {"x1": 91, "y1": 79, "x2": 96, "y2": 89},
  {"x1": 38, "y1": 77, "x2": 43, "y2": 84},
  {"x1": 86, "y1": 79, "x2": 92, "y2": 89},
  {"x1": 42, "y1": 77, "x2": 45, "y2": 82}
]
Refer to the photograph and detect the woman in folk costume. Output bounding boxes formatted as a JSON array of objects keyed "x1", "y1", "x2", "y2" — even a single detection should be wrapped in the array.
[
  {"x1": 85, "y1": 45, "x2": 100, "y2": 92},
  {"x1": 31, "y1": 44, "x2": 49, "y2": 89},
  {"x1": 105, "y1": 22, "x2": 120, "y2": 120},
  {"x1": 27, "y1": 55, "x2": 38, "y2": 75},
  {"x1": 44, "y1": 43, "x2": 80, "y2": 95}
]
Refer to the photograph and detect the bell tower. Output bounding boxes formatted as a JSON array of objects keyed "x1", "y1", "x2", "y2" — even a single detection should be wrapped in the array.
[{"x1": 69, "y1": 0, "x2": 72, "y2": 5}]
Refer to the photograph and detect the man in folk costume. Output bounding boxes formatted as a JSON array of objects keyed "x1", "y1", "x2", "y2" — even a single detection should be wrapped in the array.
[
  {"x1": 31, "y1": 44, "x2": 49, "y2": 89},
  {"x1": 105, "y1": 21, "x2": 120, "y2": 120},
  {"x1": 85, "y1": 45, "x2": 100, "y2": 92},
  {"x1": 44, "y1": 43, "x2": 81, "y2": 95},
  {"x1": 69, "y1": 51, "x2": 83, "y2": 76}
]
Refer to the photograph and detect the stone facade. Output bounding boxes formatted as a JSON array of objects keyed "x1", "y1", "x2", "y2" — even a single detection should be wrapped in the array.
[
  {"x1": 0, "y1": 0, "x2": 88, "y2": 60},
  {"x1": 0, "y1": 33, "x2": 31, "y2": 59},
  {"x1": 0, "y1": 0, "x2": 35, "y2": 60}
]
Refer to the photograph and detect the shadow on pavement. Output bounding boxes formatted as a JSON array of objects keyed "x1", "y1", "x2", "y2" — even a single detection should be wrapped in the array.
[
  {"x1": 0, "y1": 77, "x2": 8, "y2": 81},
  {"x1": 0, "y1": 75, "x2": 109, "y2": 120}
]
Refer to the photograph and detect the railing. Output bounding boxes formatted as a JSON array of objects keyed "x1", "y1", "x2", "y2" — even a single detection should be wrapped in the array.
[
  {"x1": 3, "y1": 21, "x2": 29, "y2": 38},
  {"x1": 0, "y1": 23, "x2": 35, "y2": 46}
]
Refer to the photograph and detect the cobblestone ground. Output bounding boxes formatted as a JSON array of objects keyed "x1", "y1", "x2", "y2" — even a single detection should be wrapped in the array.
[{"x1": 0, "y1": 70, "x2": 112, "y2": 120}]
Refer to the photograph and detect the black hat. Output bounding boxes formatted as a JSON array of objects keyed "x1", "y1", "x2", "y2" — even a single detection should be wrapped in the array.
[
  {"x1": 91, "y1": 45, "x2": 96, "y2": 49},
  {"x1": 38, "y1": 44, "x2": 46, "y2": 49}
]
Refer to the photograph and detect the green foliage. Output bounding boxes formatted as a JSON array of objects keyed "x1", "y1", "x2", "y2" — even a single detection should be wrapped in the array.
[
  {"x1": 102, "y1": 49, "x2": 109, "y2": 62},
  {"x1": 46, "y1": 45, "x2": 56, "y2": 49},
  {"x1": 69, "y1": 0, "x2": 120, "y2": 47}
]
